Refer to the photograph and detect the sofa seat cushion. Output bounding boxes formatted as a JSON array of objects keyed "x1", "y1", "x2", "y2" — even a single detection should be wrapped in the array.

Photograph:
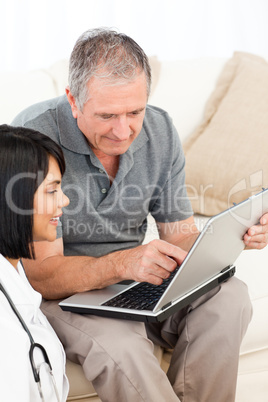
[
  {"x1": 235, "y1": 246, "x2": 268, "y2": 353},
  {"x1": 66, "y1": 359, "x2": 99, "y2": 401}
]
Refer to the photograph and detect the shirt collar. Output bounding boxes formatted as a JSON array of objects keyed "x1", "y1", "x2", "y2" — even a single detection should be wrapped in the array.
[{"x1": 0, "y1": 254, "x2": 41, "y2": 308}]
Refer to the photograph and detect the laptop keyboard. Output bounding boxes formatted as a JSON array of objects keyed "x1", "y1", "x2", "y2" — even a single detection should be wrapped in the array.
[{"x1": 102, "y1": 267, "x2": 178, "y2": 311}]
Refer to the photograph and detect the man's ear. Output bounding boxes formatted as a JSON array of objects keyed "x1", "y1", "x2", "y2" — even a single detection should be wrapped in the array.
[{"x1": 65, "y1": 86, "x2": 79, "y2": 119}]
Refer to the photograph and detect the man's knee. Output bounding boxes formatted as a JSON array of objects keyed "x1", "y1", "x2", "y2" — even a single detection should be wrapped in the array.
[{"x1": 221, "y1": 277, "x2": 252, "y2": 315}]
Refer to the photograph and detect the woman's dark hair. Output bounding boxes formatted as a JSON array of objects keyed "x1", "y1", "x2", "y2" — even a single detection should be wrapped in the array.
[{"x1": 0, "y1": 124, "x2": 65, "y2": 260}]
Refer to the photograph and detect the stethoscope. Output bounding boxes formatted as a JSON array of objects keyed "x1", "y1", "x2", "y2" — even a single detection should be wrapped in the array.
[{"x1": 0, "y1": 282, "x2": 60, "y2": 402}]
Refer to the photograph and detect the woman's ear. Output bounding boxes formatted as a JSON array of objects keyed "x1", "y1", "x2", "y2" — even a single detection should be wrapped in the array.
[{"x1": 65, "y1": 86, "x2": 79, "y2": 119}]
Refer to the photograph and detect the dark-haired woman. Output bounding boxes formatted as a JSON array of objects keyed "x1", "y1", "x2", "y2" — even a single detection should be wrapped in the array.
[{"x1": 0, "y1": 125, "x2": 70, "y2": 401}]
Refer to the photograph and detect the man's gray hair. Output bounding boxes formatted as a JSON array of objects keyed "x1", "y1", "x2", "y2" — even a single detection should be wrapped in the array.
[{"x1": 68, "y1": 28, "x2": 151, "y2": 111}]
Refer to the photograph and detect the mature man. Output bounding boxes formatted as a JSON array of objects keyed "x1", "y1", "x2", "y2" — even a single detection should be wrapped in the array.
[{"x1": 13, "y1": 28, "x2": 267, "y2": 402}]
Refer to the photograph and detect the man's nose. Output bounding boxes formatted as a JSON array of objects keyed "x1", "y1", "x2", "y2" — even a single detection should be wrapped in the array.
[{"x1": 112, "y1": 116, "x2": 131, "y2": 140}]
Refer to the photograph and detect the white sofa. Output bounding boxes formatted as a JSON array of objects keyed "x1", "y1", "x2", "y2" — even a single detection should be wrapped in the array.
[{"x1": 1, "y1": 56, "x2": 267, "y2": 402}]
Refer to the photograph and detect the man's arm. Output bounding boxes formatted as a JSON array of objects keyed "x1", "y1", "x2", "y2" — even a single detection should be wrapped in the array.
[
  {"x1": 158, "y1": 212, "x2": 268, "y2": 252},
  {"x1": 24, "y1": 213, "x2": 268, "y2": 300},
  {"x1": 23, "y1": 237, "x2": 127, "y2": 299},
  {"x1": 23, "y1": 232, "x2": 188, "y2": 300},
  {"x1": 157, "y1": 215, "x2": 199, "y2": 251}
]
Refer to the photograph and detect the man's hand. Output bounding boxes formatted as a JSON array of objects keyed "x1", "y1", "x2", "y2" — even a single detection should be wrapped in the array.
[
  {"x1": 117, "y1": 239, "x2": 187, "y2": 286},
  {"x1": 243, "y1": 212, "x2": 268, "y2": 249}
]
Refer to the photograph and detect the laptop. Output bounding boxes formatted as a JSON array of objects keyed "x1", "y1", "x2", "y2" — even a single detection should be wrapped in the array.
[{"x1": 59, "y1": 188, "x2": 268, "y2": 323}]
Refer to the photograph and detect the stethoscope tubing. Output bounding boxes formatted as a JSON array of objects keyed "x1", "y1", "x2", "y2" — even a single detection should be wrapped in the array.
[{"x1": 0, "y1": 281, "x2": 60, "y2": 401}]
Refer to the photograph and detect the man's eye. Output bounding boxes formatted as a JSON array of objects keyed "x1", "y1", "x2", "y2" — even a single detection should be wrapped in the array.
[
  {"x1": 129, "y1": 110, "x2": 142, "y2": 116},
  {"x1": 101, "y1": 115, "x2": 113, "y2": 120}
]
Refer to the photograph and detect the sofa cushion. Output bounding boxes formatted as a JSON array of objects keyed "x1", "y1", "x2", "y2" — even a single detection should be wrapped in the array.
[
  {"x1": 66, "y1": 360, "x2": 99, "y2": 401},
  {"x1": 183, "y1": 52, "x2": 268, "y2": 216}
]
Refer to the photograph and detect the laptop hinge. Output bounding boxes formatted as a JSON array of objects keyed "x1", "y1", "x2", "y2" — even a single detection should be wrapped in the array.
[
  {"x1": 161, "y1": 265, "x2": 235, "y2": 312},
  {"x1": 162, "y1": 301, "x2": 172, "y2": 311},
  {"x1": 220, "y1": 264, "x2": 232, "y2": 273}
]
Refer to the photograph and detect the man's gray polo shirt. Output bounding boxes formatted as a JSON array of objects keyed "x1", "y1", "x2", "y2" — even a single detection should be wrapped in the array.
[{"x1": 12, "y1": 95, "x2": 193, "y2": 257}]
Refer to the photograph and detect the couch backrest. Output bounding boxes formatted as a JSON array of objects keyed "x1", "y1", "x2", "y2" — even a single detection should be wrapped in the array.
[
  {"x1": 0, "y1": 60, "x2": 69, "y2": 125},
  {"x1": 1, "y1": 57, "x2": 227, "y2": 143},
  {"x1": 148, "y1": 58, "x2": 227, "y2": 142}
]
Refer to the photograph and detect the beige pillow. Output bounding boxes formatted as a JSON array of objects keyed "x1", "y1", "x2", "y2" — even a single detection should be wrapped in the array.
[{"x1": 183, "y1": 51, "x2": 268, "y2": 216}]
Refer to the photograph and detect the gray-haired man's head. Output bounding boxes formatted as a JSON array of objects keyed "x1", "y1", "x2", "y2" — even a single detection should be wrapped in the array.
[{"x1": 68, "y1": 28, "x2": 151, "y2": 111}]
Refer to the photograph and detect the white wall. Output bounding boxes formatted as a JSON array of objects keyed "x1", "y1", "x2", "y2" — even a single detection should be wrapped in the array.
[{"x1": 1, "y1": 0, "x2": 268, "y2": 72}]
